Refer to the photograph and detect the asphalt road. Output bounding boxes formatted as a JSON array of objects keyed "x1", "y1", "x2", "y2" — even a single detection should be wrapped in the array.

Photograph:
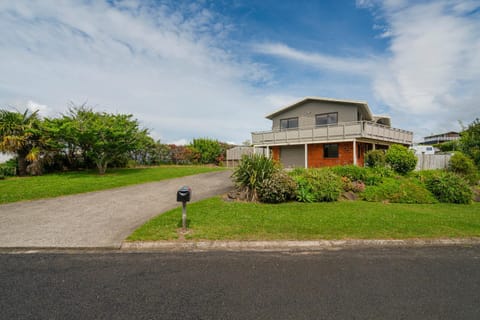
[
  {"x1": 2, "y1": 246, "x2": 480, "y2": 319},
  {"x1": 0, "y1": 170, "x2": 233, "y2": 248}
]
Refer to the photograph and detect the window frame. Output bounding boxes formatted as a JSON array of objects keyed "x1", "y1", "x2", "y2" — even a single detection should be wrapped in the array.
[
  {"x1": 315, "y1": 112, "x2": 338, "y2": 126},
  {"x1": 280, "y1": 117, "x2": 299, "y2": 130},
  {"x1": 323, "y1": 143, "x2": 339, "y2": 158}
]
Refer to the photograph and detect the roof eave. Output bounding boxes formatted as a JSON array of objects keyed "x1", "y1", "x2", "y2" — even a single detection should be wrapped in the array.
[{"x1": 265, "y1": 96, "x2": 373, "y2": 120}]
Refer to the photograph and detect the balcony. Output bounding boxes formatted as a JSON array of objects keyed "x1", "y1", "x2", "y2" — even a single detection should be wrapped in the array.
[
  {"x1": 252, "y1": 121, "x2": 413, "y2": 146},
  {"x1": 423, "y1": 136, "x2": 459, "y2": 144}
]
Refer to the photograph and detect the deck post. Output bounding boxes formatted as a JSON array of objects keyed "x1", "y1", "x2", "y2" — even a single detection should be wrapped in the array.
[
  {"x1": 304, "y1": 144, "x2": 308, "y2": 168},
  {"x1": 353, "y1": 139, "x2": 357, "y2": 166}
]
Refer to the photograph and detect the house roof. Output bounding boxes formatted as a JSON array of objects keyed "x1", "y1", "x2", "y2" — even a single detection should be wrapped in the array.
[
  {"x1": 424, "y1": 131, "x2": 459, "y2": 139},
  {"x1": 265, "y1": 96, "x2": 374, "y2": 120},
  {"x1": 373, "y1": 115, "x2": 391, "y2": 127}
]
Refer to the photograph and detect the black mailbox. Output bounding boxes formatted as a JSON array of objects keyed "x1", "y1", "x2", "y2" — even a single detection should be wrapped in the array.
[{"x1": 177, "y1": 186, "x2": 191, "y2": 202}]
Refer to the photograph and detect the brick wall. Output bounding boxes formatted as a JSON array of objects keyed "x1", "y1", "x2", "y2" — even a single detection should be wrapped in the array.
[
  {"x1": 271, "y1": 142, "x2": 368, "y2": 168},
  {"x1": 271, "y1": 146, "x2": 280, "y2": 162},
  {"x1": 307, "y1": 142, "x2": 361, "y2": 168}
]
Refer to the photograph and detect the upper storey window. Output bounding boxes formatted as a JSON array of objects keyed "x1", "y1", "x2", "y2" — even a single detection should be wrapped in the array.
[
  {"x1": 316, "y1": 112, "x2": 338, "y2": 126},
  {"x1": 280, "y1": 117, "x2": 298, "y2": 130}
]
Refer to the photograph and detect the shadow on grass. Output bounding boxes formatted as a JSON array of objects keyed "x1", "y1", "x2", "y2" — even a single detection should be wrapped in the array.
[{"x1": 177, "y1": 219, "x2": 191, "y2": 228}]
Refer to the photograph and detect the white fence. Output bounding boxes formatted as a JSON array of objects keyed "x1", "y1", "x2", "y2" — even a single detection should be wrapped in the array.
[{"x1": 415, "y1": 154, "x2": 451, "y2": 171}]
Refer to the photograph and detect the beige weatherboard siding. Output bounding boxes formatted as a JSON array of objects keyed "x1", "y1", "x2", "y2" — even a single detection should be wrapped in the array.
[
  {"x1": 252, "y1": 96, "x2": 413, "y2": 150},
  {"x1": 269, "y1": 99, "x2": 372, "y2": 130}
]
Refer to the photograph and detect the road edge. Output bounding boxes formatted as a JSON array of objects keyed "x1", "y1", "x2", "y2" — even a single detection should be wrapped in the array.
[{"x1": 120, "y1": 238, "x2": 480, "y2": 252}]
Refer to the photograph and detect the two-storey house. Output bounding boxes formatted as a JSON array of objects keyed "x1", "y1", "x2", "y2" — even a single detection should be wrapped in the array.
[{"x1": 251, "y1": 97, "x2": 413, "y2": 168}]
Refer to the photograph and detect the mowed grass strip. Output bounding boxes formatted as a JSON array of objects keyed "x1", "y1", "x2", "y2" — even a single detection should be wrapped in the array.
[
  {"x1": 0, "y1": 166, "x2": 225, "y2": 204},
  {"x1": 128, "y1": 197, "x2": 480, "y2": 241}
]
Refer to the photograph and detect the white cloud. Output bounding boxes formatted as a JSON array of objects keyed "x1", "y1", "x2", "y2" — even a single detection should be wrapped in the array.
[
  {"x1": 27, "y1": 100, "x2": 52, "y2": 117},
  {"x1": 0, "y1": 0, "x2": 273, "y2": 144},
  {"x1": 254, "y1": 42, "x2": 375, "y2": 75},
  {"x1": 169, "y1": 138, "x2": 189, "y2": 146},
  {"x1": 257, "y1": 0, "x2": 480, "y2": 139},
  {"x1": 370, "y1": 0, "x2": 480, "y2": 137}
]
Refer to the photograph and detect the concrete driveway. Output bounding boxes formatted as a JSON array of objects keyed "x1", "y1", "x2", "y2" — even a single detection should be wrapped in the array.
[{"x1": 0, "y1": 170, "x2": 233, "y2": 249}]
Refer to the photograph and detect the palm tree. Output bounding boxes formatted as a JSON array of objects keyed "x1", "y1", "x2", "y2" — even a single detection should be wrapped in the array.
[{"x1": 0, "y1": 109, "x2": 41, "y2": 176}]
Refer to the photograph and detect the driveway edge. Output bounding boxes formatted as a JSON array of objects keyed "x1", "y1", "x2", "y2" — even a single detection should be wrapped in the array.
[{"x1": 121, "y1": 238, "x2": 480, "y2": 252}]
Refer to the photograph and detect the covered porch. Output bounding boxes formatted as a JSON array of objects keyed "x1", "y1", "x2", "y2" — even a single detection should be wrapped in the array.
[{"x1": 254, "y1": 139, "x2": 391, "y2": 168}]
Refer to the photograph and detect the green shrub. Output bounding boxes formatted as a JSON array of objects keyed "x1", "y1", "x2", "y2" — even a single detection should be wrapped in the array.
[
  {"x1": 332, "y1": 165, "x2": 367, "y2": 181},
  {"x1": 0, "y1": 158, "x2": 18, "y2": 176},
  {"x1": 189, "y1": 138, "x2": 225, "y2": 164},
  {"x1": 385, "y1": 144, "x2": 417, "y2": 175},
  {"x1": 435, "y1": 140, "x2": 459, "y2": 152},
  {"x1": 365, "y1": 150, "x2": 386, "y2": 167},
  {"x1": 232, "y1": 154, "x2": 278, "y2": 201},
  {"x1": 448, "y1": 152, "x2": 479, "y2": 185},
  {"x1": 413, "y1": 169, "x2": 442, "y2": 182},
  {"x1": 295, "y1": 185, "x2": 315, "y2": 203},
  {"x1": 258, "y1": 171, "x2": 297, "y2": 203},
  {"x1": 292, "y1": 168, "x2": 342, "y2": 202},
  {"x1": 364, "y1": 166, "x2": 395, "y2": 186},
  {"x1": 424, "y1": 172, "x2": 473, "y2": 204},
  {"x1": 362, "y1": 177, "x2": 437, "y2": 204}
]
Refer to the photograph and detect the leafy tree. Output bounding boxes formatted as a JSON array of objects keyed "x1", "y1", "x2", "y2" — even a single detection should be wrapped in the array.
[
  {"x1": 0, "y1": 109, "x2": 43, "y2": 176},
  {"x1": 42, "y1": 116, "x2": 85, "y2": 170},
  {"x1": 130, "y1": 134, "x2": 156, "y2": 165},
  {"x1": 152, "y1": 141, "x2": 172, "y2": 164},
  {"x1": 189, "y1": 138, "x2": 224, "y2": 164},
  {"x1": 434, "y1": 140, "x2": 459, "y2": 152},
  {"x1": 64, "y1": 107, "x2": 149, "y2": 174},
  {"x1": 169, "y1": 145, "x2": 194, "y2": 164},
  {"x1": 459, "y1": 118, "x2": 480, "y2": 168}
]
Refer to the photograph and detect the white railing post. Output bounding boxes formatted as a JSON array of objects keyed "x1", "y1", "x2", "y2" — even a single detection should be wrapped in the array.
[{"x1": 353, "y1": 138, "x2": 357, "y2": 166}]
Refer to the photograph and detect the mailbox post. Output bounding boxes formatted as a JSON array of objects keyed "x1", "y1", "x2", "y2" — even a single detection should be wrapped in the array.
[{"x1": 177, "y1": 186, "x2": 191, "y2": 231}]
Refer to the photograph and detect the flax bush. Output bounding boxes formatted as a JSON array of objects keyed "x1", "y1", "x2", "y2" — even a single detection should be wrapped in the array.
[{"x1": 232, "y1": 154, "x2": 278, "y2": 201}]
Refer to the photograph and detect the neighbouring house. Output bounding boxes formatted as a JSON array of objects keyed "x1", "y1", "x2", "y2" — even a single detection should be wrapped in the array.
[
  {"x1": 420, "y1": 131, "x2": 460, "y2": 145},
  {"x1": 251, "y1": 97, "x2": 413, "y2": 168}
]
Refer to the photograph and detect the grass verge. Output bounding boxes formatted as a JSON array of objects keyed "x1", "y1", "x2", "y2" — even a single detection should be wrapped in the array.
[
  {"x1": 0, "y1": 166, "x2": 225, "y2": 204},
  {"x1": 128, "y1": 197, "x2": 480, "y2": 241}
]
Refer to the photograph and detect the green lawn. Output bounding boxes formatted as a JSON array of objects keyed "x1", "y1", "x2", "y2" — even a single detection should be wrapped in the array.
[
  {"x1": 0, "y1": 166, "x2": 225, "y2": 204},
  {"x1": 128, "y1": 197, "x2": 480, "y2": 241}
]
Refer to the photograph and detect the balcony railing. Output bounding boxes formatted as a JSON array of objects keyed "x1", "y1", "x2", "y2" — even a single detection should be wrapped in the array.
[
  {"x1": 251, "y1": 121, "x2": 413, "y2": 146},
  {"x1": 423, "y1": 136, "x2": 459, "y2": 144}
]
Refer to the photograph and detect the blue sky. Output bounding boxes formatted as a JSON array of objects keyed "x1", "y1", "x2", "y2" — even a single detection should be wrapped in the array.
[{"x1": 0, "y1": 0, "x2": 479, "y2": 144}]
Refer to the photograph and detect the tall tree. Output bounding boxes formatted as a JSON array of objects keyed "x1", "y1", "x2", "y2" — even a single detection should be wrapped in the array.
[
  {"x1": 0, "y1": 109, "x2": 42, "y2": 176},
  {"x1": 459, "y1": 118, "x2": 480, "y2": 168},
  {"x1": 66, "y1": 107, "x2": 149, "y2": 174}
]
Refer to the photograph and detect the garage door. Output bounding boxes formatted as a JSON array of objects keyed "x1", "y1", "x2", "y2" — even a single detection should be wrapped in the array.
[{"x1": 280, "y1": 145, "x2": 305, "y2": 168}]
